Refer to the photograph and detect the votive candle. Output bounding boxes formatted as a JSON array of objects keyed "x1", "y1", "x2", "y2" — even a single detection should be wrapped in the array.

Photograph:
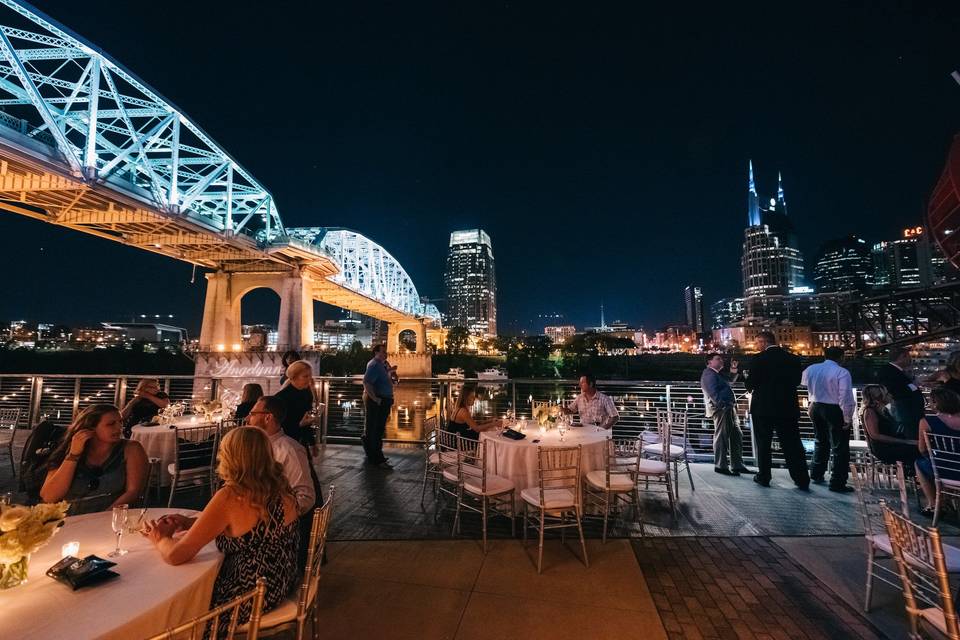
[{"x1": 61, "y1": 541, "x2": 79, "y2": 558}]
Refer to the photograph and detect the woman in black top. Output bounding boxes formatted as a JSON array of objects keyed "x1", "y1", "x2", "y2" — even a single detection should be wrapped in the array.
[
  {"x1": 861, "y1": 384, "x2": 919, "y2": 465},
  {"x1": 276, "y1": 360, "x2": 318, "y2": 453},
  {"x1": 234, "y1": 383, "x2": 264, "y2": 423},
  {"x1": 120, "y1": 378, "x2": 170, "y2": 437},
  {"x1": 447, "y1": 386, "x2": 502, "y2": 441},
  {"x1": 279, "y1": 350, "x2": 301, "y2": 386}
]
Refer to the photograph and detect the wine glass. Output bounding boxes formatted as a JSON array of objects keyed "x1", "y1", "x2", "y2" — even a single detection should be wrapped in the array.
[
  {"x1": 558, "y1": 417, "x2": 568, "y2": 442},
  {"x1": 109, "y1": 504, "x2": 129, "y2": 557}
]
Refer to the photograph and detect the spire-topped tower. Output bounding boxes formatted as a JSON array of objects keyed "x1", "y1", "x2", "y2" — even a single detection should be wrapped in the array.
[
  {"x1": 600, "y1": 301, "x2": 606, "y2": 329},
  {"x1": 747, "y1": 160, "x2": 761, "y2": 226},
  {"x1": 777, "y1": 171, "x2": 787, "y2": 214}
]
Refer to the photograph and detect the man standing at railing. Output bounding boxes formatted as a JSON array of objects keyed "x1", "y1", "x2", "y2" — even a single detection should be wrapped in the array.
[
  {"x1": 744, "y1": 331, "x2": 810, "y2": 490},
  {"x1": 362, "y1": 344, "x2": 394, "y2": 468},
  {"x1": 701, "y1": 353, "x2": 753, "y2": 476},
  {"x1": 801, "y1": 347, "x2": 855, "y2": 493}
]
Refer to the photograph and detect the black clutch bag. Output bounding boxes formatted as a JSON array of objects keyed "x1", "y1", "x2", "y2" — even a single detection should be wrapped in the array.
[
  {"x1": 47, "y1": 555, "x2": 119, "y2": 590},
  {"x1": 501, "y1": 428, "x2": 526, "y2": 440}
]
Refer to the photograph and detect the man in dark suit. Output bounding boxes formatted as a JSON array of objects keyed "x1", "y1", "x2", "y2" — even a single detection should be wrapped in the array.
[
  {"x1": 744, "y1": 331, "x2": 810, "y2": 489},
  {"x1": 877, "y1": 347, "x2": 926, "y2": 441}
]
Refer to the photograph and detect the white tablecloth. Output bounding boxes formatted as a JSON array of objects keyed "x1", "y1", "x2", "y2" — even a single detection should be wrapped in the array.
[
  {"x1": 131, "y1": 418, "x2": 217, "y2": 485},
  {"x1": 0, "y1": 509, "x2": 223, "y2": 640},
  {"x1": 480, "y1": 425, "x2": 609, "y2": 506}
]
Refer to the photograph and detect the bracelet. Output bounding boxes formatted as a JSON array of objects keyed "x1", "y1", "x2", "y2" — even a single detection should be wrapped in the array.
[{"x1": 65, "y1": 453, "x2": 81, "y2": 462}]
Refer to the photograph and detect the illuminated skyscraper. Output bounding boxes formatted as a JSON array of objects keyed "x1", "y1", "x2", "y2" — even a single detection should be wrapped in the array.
[
  {"x1": 444, "y1": 229, "x2": 497, "y2": 337},
  {"x1": 684, "y1": 285, "x2": 707, "y2": 336},
  {"x1": 813, "y1": 235, "x2": 873, "y2": 293},
  {"x1": 741, "y1": 161, "x2": 807, "y2": 296}
]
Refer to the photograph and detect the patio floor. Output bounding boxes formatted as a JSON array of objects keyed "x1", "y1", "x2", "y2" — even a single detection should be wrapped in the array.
[{"x1": 0, "y1": 436, "x2": 929, "y2": 639}]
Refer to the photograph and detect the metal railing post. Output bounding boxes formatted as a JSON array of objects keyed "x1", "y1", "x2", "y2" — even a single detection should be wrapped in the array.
[
  {"x1": 116, "y1": 377, "x2": 127, "y2": 407},
  {"x1": 28, "y1": 376, "x2": 42, "y2": 427},
  {"x1": 321, "y1": 379, "x2": 329, "y2": 444},
  {"x1": 665, "y1": 383, "x2": 672, "y2": 423},
  {"x1": 72, "y1": 377, "x2": 81, "y2": 421}
]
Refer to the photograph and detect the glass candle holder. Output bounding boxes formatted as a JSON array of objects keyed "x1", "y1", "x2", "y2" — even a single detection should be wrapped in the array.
[{"x1": 61, "y1": 541, "x2": 79, "y2": 558}]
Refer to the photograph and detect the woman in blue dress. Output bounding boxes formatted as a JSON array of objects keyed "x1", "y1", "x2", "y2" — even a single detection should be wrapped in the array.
[{"x1": 916, "y1": 387, "x2": 960, "y2": 516}]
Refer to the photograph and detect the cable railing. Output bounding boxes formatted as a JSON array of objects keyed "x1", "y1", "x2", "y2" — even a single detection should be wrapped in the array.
[{"x1": 0, "y1": 373, "x2": 870, "y2": 463}]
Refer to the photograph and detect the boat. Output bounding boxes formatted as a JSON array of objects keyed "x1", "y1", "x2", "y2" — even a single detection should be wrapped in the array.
[
  {"x1": 437, "y1": 367, "x2": 465, "y2": 379},
  {"x1": 476, "y1": 367, "x2": 508, "y2": 381}
]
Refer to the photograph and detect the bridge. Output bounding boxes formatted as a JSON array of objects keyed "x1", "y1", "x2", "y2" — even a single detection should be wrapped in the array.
[{"x1": 0, "y1": 0, "x2": 438, "y2": 360}]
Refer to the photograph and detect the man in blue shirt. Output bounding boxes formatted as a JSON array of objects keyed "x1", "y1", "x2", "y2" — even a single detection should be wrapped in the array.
[{"x1": 362, "y1": 344, "x2": 395, "y2": 466}]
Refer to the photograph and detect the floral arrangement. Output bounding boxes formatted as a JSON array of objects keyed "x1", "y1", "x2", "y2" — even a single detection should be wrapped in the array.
[
  {"x1": 0, "y1": 501, "x2": 69, "y2": 589},
  {"x1": 192, "y1": 400, "x2": 222, "y2": 421},
  {"x1": 532, "y1": 402, "x2": 561, "y2": 427}
]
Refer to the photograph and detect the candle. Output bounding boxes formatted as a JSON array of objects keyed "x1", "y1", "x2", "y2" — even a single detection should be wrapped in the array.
[{"x1": 61, "y1": 541, "x2": 79, "y2": 558}]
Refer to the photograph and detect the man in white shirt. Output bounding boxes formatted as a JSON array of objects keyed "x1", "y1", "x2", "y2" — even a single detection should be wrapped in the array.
[
  {"x1": 245, "y1": 395, "x2": 317, "y2": 514},
  {"x1": 801, "y1": 347, "x2": 855, "y2": 492},
  {"x1": 562, "y1": 373, "x2": 619, "y2": 429}
]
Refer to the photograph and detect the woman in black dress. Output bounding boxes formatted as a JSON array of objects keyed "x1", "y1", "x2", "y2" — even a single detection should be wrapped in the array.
[
  {"x1": 234, "y1": 383, "x2": 264, "y2": 423},
  {"x1": 860, "y1": 384, "x2": 918, "y2": 465},
  {"x1": 276, "y1": 360, "x2": 318, "y2": 454},
  {"x1": 447, "y1": 386, "x2": 503, "y2": 440}
]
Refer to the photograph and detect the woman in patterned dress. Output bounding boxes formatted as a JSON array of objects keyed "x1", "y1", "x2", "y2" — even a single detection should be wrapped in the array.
[{"x1": 142, "y1": 426, "x2": 300, "y2": 623}]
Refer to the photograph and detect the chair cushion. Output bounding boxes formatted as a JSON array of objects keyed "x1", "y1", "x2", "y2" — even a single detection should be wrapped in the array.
[
  {"x1": 635, "y1": 459, "x2": 669, "y2": 475},
  {"x1": 940, "y1": 477, "x2": 960, "y2": 489},
  {"x1": 442, "y1": 468, "x2": 459, "y2": 483},
  {"x1": 585, "y1": 470, "x2": 635, "y2": 491},
  {"x1": 866, "y1": 533, "x2": 892, "y2": 554},
  {"x1": 464, "y1": 474, "x2": 515, "y2": 496},
  {"x1": 428, "y1": 451, "x2": 458, "y2": 466},
  {"x1": 642, "y1": 443, "x2": 684, "y2": 458},
  {"x1": 520, "y1": 487, "x2": 576, "y2": 509},
  {"x1": 167, "y1": 463, "x2": 211, "y2": 477},
  {"x1": 919, "y1": 607, "x2": 948, "y2": 634},
  {"x1": 614, "y1": 456, "x2": 638, "y2": 466},
  {"x1": 254, "y1": 595, "x2": 298, "y2": 628}
]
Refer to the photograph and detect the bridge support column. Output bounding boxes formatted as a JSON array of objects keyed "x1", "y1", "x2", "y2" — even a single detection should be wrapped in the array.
[
  {"x1": 276, "y1": 272, "x2": 314, "y2": 352},
  {"x1": 199, "y1": 270, "x2": 315, "y2": 352},
  {"x1": 387, "y1": 320, "x2": 431, "y2": 377},
  {"x1": 199, "y1": 271, "x2": 242, "y2": 351}
]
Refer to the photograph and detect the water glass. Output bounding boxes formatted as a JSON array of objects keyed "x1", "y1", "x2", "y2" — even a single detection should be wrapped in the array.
[{"x1": 109, "y1": 504, "x2": 129, "y2": 557}]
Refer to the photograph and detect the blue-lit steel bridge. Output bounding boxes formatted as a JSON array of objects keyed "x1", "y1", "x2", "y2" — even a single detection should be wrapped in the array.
[{"x1": 0, "y1": 0, "x2": 438, "y2": 352}]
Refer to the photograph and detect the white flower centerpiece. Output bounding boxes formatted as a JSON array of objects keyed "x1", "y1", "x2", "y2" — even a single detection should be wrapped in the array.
[
  {"x1": 0, "y1": 501, "x2": 69, "y2": 589},
  {"x1": 532, "y1": 402, "x2": 561, "y2": 429}
]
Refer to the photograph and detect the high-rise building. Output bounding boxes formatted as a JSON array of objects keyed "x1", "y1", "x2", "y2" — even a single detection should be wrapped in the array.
[
  {"x1": 741, "y1": 162, "x2": 807, "y2": 297},
  {"x1": 812, "y1": 235, "x2": 873, "y2": 293},
  {"x1": 544, "y1": 325, "x2": 576, "y2": 344},
  {"x1": 443, "y1": 229, "x2": 497, "y2": 337},
  {"x1": 872, "y1": 226, "x2": 958, "y2": 290},
  {"x1": 683, "y1": 285, "x2": 707, "y2": 336}
]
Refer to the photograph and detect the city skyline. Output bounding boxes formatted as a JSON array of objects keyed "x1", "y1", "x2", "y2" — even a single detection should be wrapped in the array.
[{"x1": 0, "y1": 2, "x2": 956, "y2": 333}]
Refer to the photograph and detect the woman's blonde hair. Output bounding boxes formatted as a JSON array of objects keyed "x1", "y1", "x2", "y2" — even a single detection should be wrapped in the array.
[
  {"x1": 216, "y1": 426, "x2": 291, "y2": 520},
  {"x1": 858, "y1": 384, "x2": 890, "y2": 422},
  {"x1": 135, "y1": 378, "x2": 160, "y2": 393},
  {"x1": 285, "y1": 360, "x2": 313, "y2": 381}
]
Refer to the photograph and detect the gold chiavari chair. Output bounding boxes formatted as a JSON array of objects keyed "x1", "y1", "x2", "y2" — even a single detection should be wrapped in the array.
[
  {"x1": 521, "y1": 444, "x2": 588, "y2": 574},
  {"x1": 0, "y1": 407, "x2": 20, "y2": 476},
  {"x1": 452, "y1": 435, "x2": 516, "y2": 552},
  {"x1": 433, "y1": 428, "x2": 460, "y2": 519},
  {"x1": 420, "y1": 416, "x2": 441, "y2": 506},
  {"x1": 925, "y1": 432, "x2": 960, "y2": 527},
  {"x1": 637, "y1": 412, "x2": 677, "y2": 517},
  {"x1": 252, "y1": 486, "x2": 336, "y2": 640},
  {"x1": 583, "y1": 436, "x2": 643, "y2": 542},
  {"x1": 167, "y1": 423, "x2": 219, "y2": 507},
  {"x1": 882, "y1": 504, "x2": 960, "y2": 640},
  {"x1": 145, "y1": 577, "x2": 266, "y2": 640},
  {"x1": 645, "y1": 408, "x2": 693, "y2": 499}
]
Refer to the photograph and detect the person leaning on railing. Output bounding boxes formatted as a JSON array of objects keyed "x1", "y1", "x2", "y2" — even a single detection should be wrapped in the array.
[
  {"x1": 859, "y1": 384, "x2": 918, "y2": 466},
  {"x1": 120, "y1": 378, "x2": 170, "y2": 437},
  {"x1": 41, "y1": 404, "x2": 148, "y2": 514}
]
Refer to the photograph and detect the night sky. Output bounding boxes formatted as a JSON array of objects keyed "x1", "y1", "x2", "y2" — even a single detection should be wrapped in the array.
[{"x1": 0, "y1": 1, "x2": 958, "y2": 335}]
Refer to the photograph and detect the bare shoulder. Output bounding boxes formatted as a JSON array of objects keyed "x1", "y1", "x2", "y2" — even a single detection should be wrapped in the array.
[{"x1": 124, "y1": 439, "x2": 147, "y2": 460}]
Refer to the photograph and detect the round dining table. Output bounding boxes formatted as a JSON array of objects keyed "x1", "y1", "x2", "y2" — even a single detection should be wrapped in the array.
[
  {"x1": 131, "y1": 417, "x2": 218, "y2": 485},
  {"x1": 0, "y1": 508, "x2": 223, "y2": 640},
  {"x1": 480, "y1": 424, "x2": 609, "y2": 507}
]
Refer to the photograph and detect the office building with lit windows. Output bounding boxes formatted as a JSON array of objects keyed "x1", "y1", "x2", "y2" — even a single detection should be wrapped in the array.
[
  {"x1": 443, "y1": 229, "x2": 497, "y2": 337},
  {"x1": 684, "y1": 285, "x2": 707, "y2": 336},
  {"x1": 812, "y1": 235, "x2": 873, "y2": 293}
]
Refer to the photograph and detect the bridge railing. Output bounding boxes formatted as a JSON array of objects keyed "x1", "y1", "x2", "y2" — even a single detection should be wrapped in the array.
[{"x1": 0, "y1": 373, "x2": 873, "y2": 463}]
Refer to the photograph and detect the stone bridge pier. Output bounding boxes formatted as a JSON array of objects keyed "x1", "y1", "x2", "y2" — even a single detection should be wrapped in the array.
[
  {"x1": 386, "y1": 320, "x2": 431, "y2": 377},
  {"x1": 199, "y1": 269, "x2": 315, "y2": 352}
]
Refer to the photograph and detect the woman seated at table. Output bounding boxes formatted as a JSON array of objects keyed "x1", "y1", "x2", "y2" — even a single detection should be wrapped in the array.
[
  {"x1": 120, "y1": 378, "x2": 170, "y2": 436},
  {"x1": 142, "y1": 427, "x2": 299, "y2": 624},
  {"x1": 916, "y1": 387, "x2": 960, "y2": 516},
  {"x1": 448, "y1": 385, "x2": 502, "y2": 440},
  {"x1": 41, "y1": 404, "x2": 148, "y2": 514},
  {"x1": 276, "y1": 360, "x2": 319, "y2": 455},
  {"x1": 234, "y1": 383, "x2": 264, "y2": 423},
  {"x1": 860, "y1": 384, "x2": 918, "y2": 465}
]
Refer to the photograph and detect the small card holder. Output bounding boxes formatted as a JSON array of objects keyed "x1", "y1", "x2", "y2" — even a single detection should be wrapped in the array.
[
  {"x1": 47, "y1": 555, "x2": 119, "y2": 590},
  {"x1": 501, "y1": 428, "x2": 526, "y2": 440}
]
